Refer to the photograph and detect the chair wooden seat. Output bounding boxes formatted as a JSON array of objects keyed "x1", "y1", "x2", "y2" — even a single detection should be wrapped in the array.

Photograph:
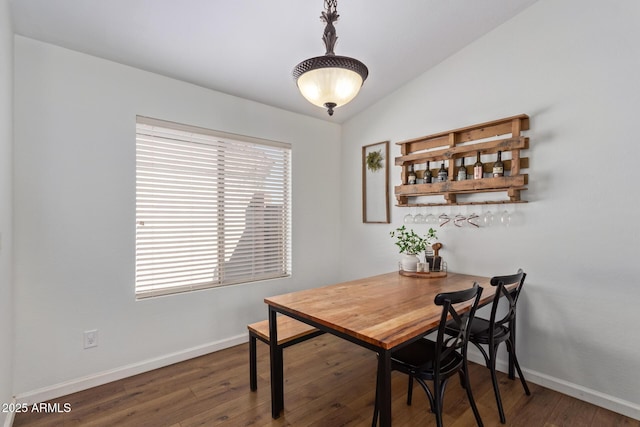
[{"x1": 248, "y1": 316, "x2": 324, "y2": 391}]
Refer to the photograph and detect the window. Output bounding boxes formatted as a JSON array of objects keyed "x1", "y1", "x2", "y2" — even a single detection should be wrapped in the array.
[{"x1": 135, "y1": 117, "x2": 292, "y2": 298}]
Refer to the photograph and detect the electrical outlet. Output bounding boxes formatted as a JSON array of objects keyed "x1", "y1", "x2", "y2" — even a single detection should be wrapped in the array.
[{"x1": 84, "y1": 330, "x2": 98, "y2": 349}]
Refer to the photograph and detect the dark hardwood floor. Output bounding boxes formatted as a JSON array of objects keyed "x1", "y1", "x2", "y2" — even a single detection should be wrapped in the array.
[{"x1": 13, "y1": 334, "x2": 640, "y2": 426}]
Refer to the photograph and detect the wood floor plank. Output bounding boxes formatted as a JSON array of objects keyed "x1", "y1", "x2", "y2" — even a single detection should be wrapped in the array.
[
  {"x1": 591, "y1": 407, "x2": 640, "y2": 427},
  {"x1": 13, "y1": 334, "x2": 640, "y2": 427},
  {"x1": 544, "y1": 393, "x2": 598, "y2": 426}
]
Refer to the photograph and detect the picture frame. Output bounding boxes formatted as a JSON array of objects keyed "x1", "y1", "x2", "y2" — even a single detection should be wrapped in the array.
[{"x1": 362, "y1": 141, "x2": 390, "y2": 223}]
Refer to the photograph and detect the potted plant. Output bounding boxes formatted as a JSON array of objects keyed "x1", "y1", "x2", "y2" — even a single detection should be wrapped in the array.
[{"x1": 390, "y1": 226, "x2": 438, "y2": 271}]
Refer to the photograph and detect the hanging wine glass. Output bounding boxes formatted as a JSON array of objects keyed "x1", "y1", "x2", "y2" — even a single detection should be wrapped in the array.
[
  {"x1": 483, "y1": 210, "x2": 494, "y2": 227},
  {"x1": 454, "y1": 214, "x2": 467, "y2": 227},
  {"x1": 500, "y1": 210, "x2": 511, "y2": 227},
  {"x1": 439, "y1": 213, "x2": 451, "y2": 227},
  {"x1": 425, "y1": 211, "x2": 436, "y2": 225},
  {"x1": 467, "y1": 212, "x2": 480, "y2": 228}
]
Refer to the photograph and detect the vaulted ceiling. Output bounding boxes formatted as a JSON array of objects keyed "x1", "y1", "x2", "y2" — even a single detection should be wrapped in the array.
[{"x1": 11, "y1": 0, "x2": 540, "y2": 122}]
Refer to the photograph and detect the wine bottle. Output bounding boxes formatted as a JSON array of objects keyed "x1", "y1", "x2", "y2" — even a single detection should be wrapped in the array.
[
  {"x1": 408, "y1": 164, "x2": 417, "y2": 185},
  {"x1": 473, "y1": 151, "x2": 483, "y2": 179},
  {"x1": 493, "y1": 151, "x2": 504, "y2": 177},
  {"x1": 424, "y1": 161, "x2": 432, "y2": 183},
  {"x1": 457, "y1": 157, "x2": 467, "y2": 181},
  {"x1": 437, "y1": 162, "x2": 448, "y2": 182}
]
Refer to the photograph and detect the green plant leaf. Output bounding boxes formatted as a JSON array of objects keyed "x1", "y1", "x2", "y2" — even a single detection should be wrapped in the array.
[
  {"x1": 366, "y1": 150, "x2": 384, "y2": 172},
  {"x1": 390, "y1": 225, "x2": 430, "y2": 254}
]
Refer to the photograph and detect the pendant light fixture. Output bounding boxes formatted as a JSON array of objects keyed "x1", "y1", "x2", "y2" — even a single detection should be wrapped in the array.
[{"x1": 293, "y1": 0, "x2": 368, "y2": 116}]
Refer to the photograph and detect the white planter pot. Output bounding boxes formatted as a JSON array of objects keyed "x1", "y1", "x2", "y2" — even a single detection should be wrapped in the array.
[{"x1": 401, "y1": 253, "x2": 420, "y2": 272}]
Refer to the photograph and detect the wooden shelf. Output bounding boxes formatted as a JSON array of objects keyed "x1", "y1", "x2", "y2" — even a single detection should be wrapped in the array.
[{"x1": 395, "y1": 114, "x2": 530, "y2": 207}]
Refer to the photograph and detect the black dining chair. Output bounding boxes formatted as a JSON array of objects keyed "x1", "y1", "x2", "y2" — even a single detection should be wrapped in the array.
[
  {"x1": 445, "y1": 269, "x2": 530, "y2": 424},
  {"x1": 372, "y1": 283, "x2": 484, "y2": 427}
]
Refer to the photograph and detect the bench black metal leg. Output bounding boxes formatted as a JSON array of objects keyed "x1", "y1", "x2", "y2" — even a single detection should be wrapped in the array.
[{"x1": 249, "y1": 332, "x2": 258, "y2": 391}]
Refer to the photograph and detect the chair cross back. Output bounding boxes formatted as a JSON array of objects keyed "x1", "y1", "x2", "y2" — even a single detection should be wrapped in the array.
[
  {"x1": 372, "y1": 283, "x2": 485, "y2": 427},
  {"x1": 488, "y1": 269, "x2": 526, "y2": 333},
  {"x1": 435, "y1": 286, "x2": 480, "y2": 365}
]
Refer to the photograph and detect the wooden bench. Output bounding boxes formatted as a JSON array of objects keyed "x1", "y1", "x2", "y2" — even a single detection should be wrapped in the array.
[{"x1": 248, "y1": 316, "x2": 325, "y2": 391}]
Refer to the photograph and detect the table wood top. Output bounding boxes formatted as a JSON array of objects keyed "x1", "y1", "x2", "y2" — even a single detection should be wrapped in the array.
[{"x1": 265, "y1": 272, "x2": 495, "y2": 350}]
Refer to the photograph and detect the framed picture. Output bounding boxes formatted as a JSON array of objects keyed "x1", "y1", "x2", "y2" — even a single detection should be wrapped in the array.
[{"x1": 362, "y1": 141, "x2": 390, "y2": 223}]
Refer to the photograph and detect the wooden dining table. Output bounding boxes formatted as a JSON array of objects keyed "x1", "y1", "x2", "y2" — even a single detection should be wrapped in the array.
[{"x1": 265, "y1": 271, "x2": 502, "y2": 427}]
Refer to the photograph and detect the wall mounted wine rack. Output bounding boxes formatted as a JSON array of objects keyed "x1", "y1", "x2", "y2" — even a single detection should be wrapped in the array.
[{"x1": 395, "y1": 114, "x2": 530, "y2": 207}]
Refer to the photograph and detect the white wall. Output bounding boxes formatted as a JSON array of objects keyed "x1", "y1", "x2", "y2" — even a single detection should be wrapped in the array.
[
  {"x1": 341, "y1": 0, "x2": 640, "y2": 419},
  {"x1": 0, "y1": 0, "x2": 14, "y2": 423},
  {"x1": 13, "y1": 36, "x2": 342, "y2": 398}
]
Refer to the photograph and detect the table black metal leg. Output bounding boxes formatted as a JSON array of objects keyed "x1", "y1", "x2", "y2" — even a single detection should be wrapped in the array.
[
  {"x1": 269, "y1": 307, "x2": 283, "y2": 418},
  {"x1": 378, "y1": 349, "x2": 392, "y2": 426}
]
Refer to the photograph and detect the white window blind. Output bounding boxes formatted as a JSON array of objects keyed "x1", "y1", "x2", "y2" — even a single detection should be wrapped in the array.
[{"x1": 135, "y1": 117, "x2": 292, "y2": 298}]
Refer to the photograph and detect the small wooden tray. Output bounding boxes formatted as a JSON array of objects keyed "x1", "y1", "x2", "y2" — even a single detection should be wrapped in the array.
[{"x1": 399, "y1": 270, "x2": 447, "y2": 278}]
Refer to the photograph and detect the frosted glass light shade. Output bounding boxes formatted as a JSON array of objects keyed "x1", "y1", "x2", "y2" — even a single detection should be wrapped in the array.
[
  {"x1": 293, "y1": 54, "x2": 368, "y2": 115},
  {"x1": 296, "y1": 67, "x2": 364, "y2": 109}
]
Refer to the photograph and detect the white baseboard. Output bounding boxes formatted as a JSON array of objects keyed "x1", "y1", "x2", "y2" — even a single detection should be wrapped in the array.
[
  {"x1": 14, "y1": 333, "x2": 247, "y2": 406},
  {"x1": 467, "y1": 350, "x2": 640, "y2": 421}
]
